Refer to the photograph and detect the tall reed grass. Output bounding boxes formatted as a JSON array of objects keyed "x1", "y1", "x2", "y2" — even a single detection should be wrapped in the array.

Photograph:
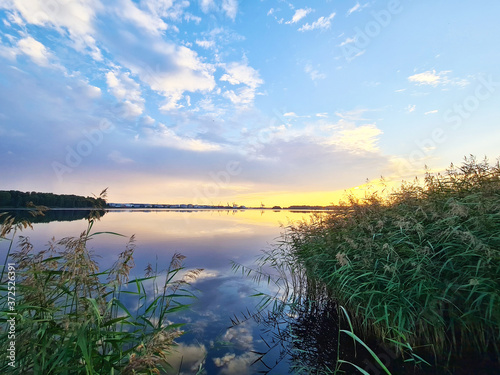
[
  {"x1": 288, "y1": 156, "x2": 500, "y2": 362},
  {"x1": 232, "y1": 232, "x2": 411, "y2": 374},
  {"x1": 0, "y1": 190, "x2": 200, "y2": 374},
  {"x1": 232, "y1": 156, "x2": 499, "y2": 374}
]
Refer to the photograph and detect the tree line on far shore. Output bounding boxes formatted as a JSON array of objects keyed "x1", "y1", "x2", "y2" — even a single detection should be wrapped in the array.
[{"x1": 0, "y1": 190, "x2": 106, "y2": 208}]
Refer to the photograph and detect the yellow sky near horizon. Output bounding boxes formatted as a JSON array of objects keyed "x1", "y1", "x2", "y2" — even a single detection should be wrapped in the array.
[{"x1": 102, "y1": 178, "x2": 400, "y2": 208}]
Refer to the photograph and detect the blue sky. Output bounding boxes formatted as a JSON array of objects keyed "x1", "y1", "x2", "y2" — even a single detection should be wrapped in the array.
[{"x1": 0, "y1": 0, "x2": 499, "y2": 206}]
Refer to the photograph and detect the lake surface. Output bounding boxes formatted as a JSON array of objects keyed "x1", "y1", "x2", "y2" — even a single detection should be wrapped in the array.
[
  {"x1": 3, "y1": 209, "x2": 498, "y2": 375},
  {"x1": 2, "y1": 209, "x2": 313, "y2": 374}
]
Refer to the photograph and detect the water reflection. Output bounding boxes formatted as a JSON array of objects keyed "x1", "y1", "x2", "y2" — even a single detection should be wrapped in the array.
[
  {"x1": 6, "y1": 208, "x2": 105, "y2": 223},
  {"x1": 5, "y1": 209, "x2": 498, "y2": 374},
  {"x1": 230, "y1": 242, "x2": 500, "y2": 375},
  {"x1": 0, "y1": 209, "x2": 311, "y2": 374}
]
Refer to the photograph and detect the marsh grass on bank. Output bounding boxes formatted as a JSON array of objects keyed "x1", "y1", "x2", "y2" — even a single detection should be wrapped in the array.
[
  {"x1": 232, "y1": 156, "x2": 499, "y2": 374},
  {"x1": 232, "y1": 235, "x2": 413, "y2": 374},
  {"x1": 289, "y1": 156, "x2": 500, "y2": 364},
  {"x1": 0, "y1": 190, "x2": 201, "y2": 374}
]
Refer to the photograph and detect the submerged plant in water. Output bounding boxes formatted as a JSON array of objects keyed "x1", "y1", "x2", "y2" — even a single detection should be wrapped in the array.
[{"x1": 0, "y1": 190, "x2": 201, "y2": 374}]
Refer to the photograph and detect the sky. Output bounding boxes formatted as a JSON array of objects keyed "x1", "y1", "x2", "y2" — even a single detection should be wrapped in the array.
[{"x1": 0, "y1": 0, "x2": 499, "y2": 207}]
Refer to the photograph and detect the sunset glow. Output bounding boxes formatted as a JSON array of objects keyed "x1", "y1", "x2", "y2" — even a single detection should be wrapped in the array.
[{"x1": 1, "y1": 1, "x2": 499, "y2": 206}]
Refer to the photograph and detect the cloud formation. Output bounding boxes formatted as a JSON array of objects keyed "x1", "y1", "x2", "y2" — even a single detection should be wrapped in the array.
[
  {"x1": 1, "y1": 0, "x2": 498, "y2": 206},
  {"x1": 221, "y1": 61, "x2": 263, "y2": 107},
  {"x1": 299, "y1": 12, "x2": 335, "y2": 31},
  {"x1": 286, "y1": 8, "x2": 313, "y2": 24},
  {"x1": 408, "y1": 70, "x2": 450, "y2": 86}
]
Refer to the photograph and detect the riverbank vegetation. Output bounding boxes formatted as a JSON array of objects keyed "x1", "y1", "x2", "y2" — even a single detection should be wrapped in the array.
[
  {"x1": 0, "y1": 190, "x2": 106, "y2": 209},
  {"x1": 0, "y1": 191, "x2": 200, "y2": 374},
  {"x1": 282, "y1": 156, "x2": 499, "y2": 370},
  {"x1": 231, "y1": 156, "x2": 499, "y2": 373}
]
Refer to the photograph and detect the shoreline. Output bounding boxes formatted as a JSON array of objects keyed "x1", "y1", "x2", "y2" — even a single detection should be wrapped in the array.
[{"x1": 1, "y1": 207, "x2": 334, "y2": 212}]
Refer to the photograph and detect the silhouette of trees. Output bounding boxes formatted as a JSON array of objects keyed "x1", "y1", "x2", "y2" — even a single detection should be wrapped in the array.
[{"x1": 0, "y1": 190, "x2": 106, "y2": 208}]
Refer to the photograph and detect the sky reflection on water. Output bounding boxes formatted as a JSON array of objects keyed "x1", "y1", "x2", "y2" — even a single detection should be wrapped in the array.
[{"x1": 4, "y1": 209, "x2": 313, "y2": 374}]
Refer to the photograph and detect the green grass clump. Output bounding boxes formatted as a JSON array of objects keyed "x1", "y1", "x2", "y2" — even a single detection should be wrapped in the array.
[
  {"x1": 0, "y1": 191, "x2": 201, "y2": 374},
  {"x1": 287, "y1": 156, "x2": 500, "y2": 360}
]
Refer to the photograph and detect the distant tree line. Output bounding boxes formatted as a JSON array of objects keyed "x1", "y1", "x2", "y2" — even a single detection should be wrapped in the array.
[{"x1": 0, "y1": 190, "x2": 106, "y2": 208}]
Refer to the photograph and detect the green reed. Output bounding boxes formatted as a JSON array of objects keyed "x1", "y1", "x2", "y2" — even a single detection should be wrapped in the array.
[
  {"x1": 288, "y1": 156, "x2": 500, "y2": 362},
  {"x1": 0, "y1": 189, "x2": 200, "y2": 374},
  {"x1": 232, "y1": 233, "x2": 406, "y2": 374}
]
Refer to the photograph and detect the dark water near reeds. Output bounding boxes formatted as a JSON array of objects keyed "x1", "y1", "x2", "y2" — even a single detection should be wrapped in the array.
[{"x1": 2, "y1": 209, "x2": 498, "y2": 374}]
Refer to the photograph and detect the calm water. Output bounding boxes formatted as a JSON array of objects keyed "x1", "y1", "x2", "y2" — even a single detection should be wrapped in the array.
[
  {"x1": 2, "y1": 209, "x2": 311, "y2": 374},
  {"x1": 4, "y1": 210, "x2": 498, "y2": 375}
]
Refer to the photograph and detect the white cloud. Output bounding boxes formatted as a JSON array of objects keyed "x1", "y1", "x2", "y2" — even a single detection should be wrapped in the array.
[
  {"x1": 6, "y1": 11, "x2": 24, "y2": 26},
  {"x1": 1, "y1": 0, "x2": 103, "y2": 59},
  {"x1": 257, "y1": 112, "x2": 383, "y2": 156},
  {"x1": 196, "y1": 40, "x2": 215, "y2": 49},
  {"x1": 66, "y1": 78, "x2": 102, "y2": 100},
  {"x1": 223, "y1": 87, "x2": 254, "y2": 107},
  {"x1": 212, "y1": 323, "x2": 260, "y2": 375},
  {"x1": 160, "y1": 91, "x2": 185, "y2": 111},
  {"x1": 328, "y1": 121, "x2": 383, "y2": 153},
  {"x1": 220, "y1": 62, "x2": 262, "y2": 87},
  {"x1": 165, "y1": 343, "x2": 207, "y2": 374},
  {"x1": 220, "y1": 61, "x2": 263, "y2": 107},
  {"x1": 0, "y1": 35, "x2": 63, "y2": 69},
  {"x1": 3, "y1": 0, "x2": 98, "y2": 35},
  {"x1": 407, "y1": 104, "x2": 416, "y2": 113},
  {"x1": 184, "y1": 13, "x2": 202, "y2": 23},
  {"x1": 141, "y1": 0, "x2": 175, "y2": 14},
  {"x1": 106, "y1": 71, "x2": 142, "y2": 102},
  {"x1": 199, "y1": 0, "x2": 238, "y2": 20},
  {"x1": 221, "y1": 324, "x2": 254, "y2": 351},
  {"x1": 122, "y1": 100, "x2": 145, "y2": 117},
  {"x1": 347, "y1": 2, "x2": 368, "y2": 16},
  {"x1": 339, "y1": 36, "x2": 356, "y2": 47},
  {"x1": 424, "y1": 109, "x2": 438, "y2": 115},
  {"x1": 283, "y1": 112, "x2": 298, "y2": 117},
  {"x1": 189, "y1": 269, "x2": 218, "y2": 283},
  {"x1": 144, "y1": 123, "x2": 222, "y2": 152},
  {"x1": 408, "y1": 70, "x2": 451, "y2": 86},
  {"x1": 216, "y1": 352, "x2": 259, "y2": 375},
  {"x1": 124, "y1": 42, "x2": 216, "y2": 111},
  {"x1": 214, "y1": 353, "x2": 236, "y2": 367},
  {"x1": 71, "y1": 34, "x2": 103, "y2": 61},
  {"x1": 222, "y1": 0, "x2": 238, "y2": 20},
  {"x1": 304, "y1": 64, "x2": 326, "y2": 81},
  {"x1": 106, "y1": 70, "x2": 144, "y2": 117},
  {"x1": 114, "y1": 0, "x2": 168, "y2": 35},
  {"x1": 335, "y1": 108, "x2": 371, "y2": 121},
  {"x1": 200, "y1": 0, "x2": 215, "y2": 13},
  {"x1": 140, "y1": 0, "x2": 190, "y2": 21},
  {"x1": 0, "y1": 43, "x2": 16, "y2": 61},
  {"x1": 140, "y1": 115, "x2": 156, "y2": 126},
  {"x1": 285, "y1": 8, "x2": 313, "y2": 24},
  {"x1": 17, "y1": 36, "x2": 53, "y2": 67},
  {"x1": 298, "y1": 12, "x2": 335, "y2": 31}
]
